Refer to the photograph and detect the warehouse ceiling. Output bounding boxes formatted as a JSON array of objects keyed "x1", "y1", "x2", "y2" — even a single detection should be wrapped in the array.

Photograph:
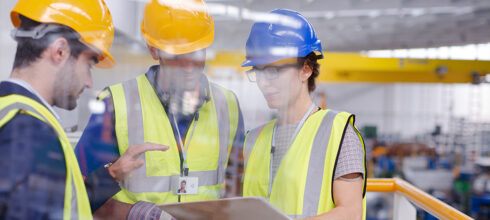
[
  {"x1": 206, "y1": 0, "x2": 490, "y2": 51},
  {"x1": 3, "y1": 0, "x2": 490, "y2": 52},
  {"x1": 108, "y1": 0, "x2": 490, "y2": 52}
]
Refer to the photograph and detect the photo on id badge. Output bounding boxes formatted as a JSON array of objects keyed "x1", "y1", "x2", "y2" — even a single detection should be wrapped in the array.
[{"x1": 177, "y1": 177, "x2": 198, "y2": 195}]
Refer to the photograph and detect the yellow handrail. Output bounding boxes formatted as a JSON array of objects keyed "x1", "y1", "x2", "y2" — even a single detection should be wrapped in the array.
[{"x1": 367, "y1": 178, "x2": 472, "y2": 220}]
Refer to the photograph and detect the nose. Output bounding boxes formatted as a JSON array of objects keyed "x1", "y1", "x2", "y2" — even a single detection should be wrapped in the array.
[
  {"x1": 86, "y1": 71, "x2": 93, "y2": 89},
  {"x1": 181, "y1": 60, "x2": 194, "y2": 72}
]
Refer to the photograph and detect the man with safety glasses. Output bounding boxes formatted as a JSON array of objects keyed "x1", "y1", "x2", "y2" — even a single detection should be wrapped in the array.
[{"x1": 75, "y1": 0, "x2": 244, "y2": 219}]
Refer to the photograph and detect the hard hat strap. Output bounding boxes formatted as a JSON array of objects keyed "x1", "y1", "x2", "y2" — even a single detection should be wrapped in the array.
[{"x1": 11, "y1": 23, "x2": 78, "y2": 40}]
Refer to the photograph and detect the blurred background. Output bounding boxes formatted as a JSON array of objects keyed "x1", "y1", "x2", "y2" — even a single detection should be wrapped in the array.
[{"x1": 1, "y1": 0, "x2": 490, "y2": 219}]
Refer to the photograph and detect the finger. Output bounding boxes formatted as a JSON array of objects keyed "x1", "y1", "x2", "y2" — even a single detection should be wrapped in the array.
[{"x1": 130, "y1": 142, "x2": 169, "y2": 157}]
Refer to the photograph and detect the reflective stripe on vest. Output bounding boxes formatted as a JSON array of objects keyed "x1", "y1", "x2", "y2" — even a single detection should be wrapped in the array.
[
  {"x1": 243, "y1": 124, "x2": 266, "y2": 170},
  {"x1": 0, "y1": 95, "x2": 92, "y2": 220},
  {"x1": 243, "y1": 109, "x2": 367, "y2": 218},
  {"x1": 110, "y1": 75, "x2": 238, "y2": 204}
]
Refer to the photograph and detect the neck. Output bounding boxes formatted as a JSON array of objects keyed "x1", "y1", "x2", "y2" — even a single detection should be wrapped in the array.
[
  {"x1": 277, "y1": 90, "x2": 314, "y2": 126},
  {"x1": 10, "y1": 63, "x2": 55, "y2": 106},
  {"x1": 157, "y1": 66, "x2": 170, "y2": 92}
]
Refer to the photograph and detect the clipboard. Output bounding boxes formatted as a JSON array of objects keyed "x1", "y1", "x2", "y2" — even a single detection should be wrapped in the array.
[{"x1": 159, "y1": 197, "x2": 292, "y2": 220}]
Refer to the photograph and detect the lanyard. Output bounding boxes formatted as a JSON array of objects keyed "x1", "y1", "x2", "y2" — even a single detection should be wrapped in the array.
[
  {"x1": 268, "y1": 103, "x2": 316, "y2": 197},
  {"x1": 172, "y1": 114, "x2": 198, "y2": 176}
]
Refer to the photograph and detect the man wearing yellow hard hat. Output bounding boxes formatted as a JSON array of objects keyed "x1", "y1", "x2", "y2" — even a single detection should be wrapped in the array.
[
  {"x1": 75, "y1": 0, "x2": 245, "y2": 218},
  {"x1": 0, "y1": 0, "x2": 168, "y2": 219}
]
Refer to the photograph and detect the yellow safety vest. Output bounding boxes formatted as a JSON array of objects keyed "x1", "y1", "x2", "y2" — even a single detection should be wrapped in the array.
[
  {"x1": 243, "y1": 109, "x2": 367, "y2": 219},
  {"x1": 0, "y1": 95, "x2": 92, "y2": 220},
  {"x1": 109, "y1": 74, "x2": 240, "y2": 204}
]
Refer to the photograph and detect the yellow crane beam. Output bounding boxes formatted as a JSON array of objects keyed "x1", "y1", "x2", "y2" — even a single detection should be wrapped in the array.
[
  {"x1": 207, "y1": 51, "x2": 490, "y2": 84},
  {"x1": 319, "y1": 53, "x2": 490, "y2": 84}
]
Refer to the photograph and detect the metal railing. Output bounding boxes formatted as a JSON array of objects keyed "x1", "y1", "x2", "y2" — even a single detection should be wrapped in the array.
[{"x1": 367, "y1": 178, "x2": 472, "y2": 220}]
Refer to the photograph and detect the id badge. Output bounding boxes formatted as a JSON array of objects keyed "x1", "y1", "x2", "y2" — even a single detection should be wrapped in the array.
[{"x1": 176, "y1": 176, "x2": 199, "y2": 195}]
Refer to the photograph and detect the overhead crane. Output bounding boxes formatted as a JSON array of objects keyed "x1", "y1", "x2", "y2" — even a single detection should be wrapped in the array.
[{"x1": 207, "y1": 51, "x2": 490, "y2": 84}]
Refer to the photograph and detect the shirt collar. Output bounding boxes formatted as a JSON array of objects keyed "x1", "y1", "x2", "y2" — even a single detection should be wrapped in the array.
[{"x1": 4, "y1": 78, "x2": 61, "y2": 121}]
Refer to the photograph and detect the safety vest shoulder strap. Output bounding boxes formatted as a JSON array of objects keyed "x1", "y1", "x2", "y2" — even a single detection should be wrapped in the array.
[
  {"x1": 108, "y1": 77, "x2": 141, "y2": 155},
  {"x1": 0, "y1": 102, "x2": 47, "y2": 128},
  {"x1": 243, "y1": 122, "x2": 271, "y2": 169},
  {"x1": 298, "y1": 109, "x2": 340, "y2": 217},
  {"x1": 209, "y1": 83, "x2": 239, "y2": 184},
  {"x1": 96, "y1": 89, "x2": 111, "y2": 101}
]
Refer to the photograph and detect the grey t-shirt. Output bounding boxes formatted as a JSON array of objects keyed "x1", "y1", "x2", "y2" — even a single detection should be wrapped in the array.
[{"x1": 271, "y1": 123, "x2": 364, "y2": 181}]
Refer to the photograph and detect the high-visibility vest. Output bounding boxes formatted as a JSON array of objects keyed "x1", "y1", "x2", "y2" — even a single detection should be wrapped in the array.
[
  {"x1": 243, "y1": 110, "x2": 367, "y2": 219},
  {"x1": 0, "y1": 94, "x2": 92, "y2": 220},
  {"x1": 109, "y1": 74, "x2": 240, "y2": 204}
]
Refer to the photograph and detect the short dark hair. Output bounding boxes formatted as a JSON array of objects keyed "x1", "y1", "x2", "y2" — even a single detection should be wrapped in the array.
[
  {"x1": 12, "y1": 15, "x2": 89, "y2": 69},
  {"x1": 298, "y1": 52, "x2": 321, "y2": 93}
]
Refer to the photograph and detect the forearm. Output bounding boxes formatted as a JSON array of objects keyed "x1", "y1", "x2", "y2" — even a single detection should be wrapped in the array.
[
  {"x1": 300, "y1": 205, "x2": 362, "y2": 220},
  {"x1": 94, "y1": 199, "x2": 166, "y2": 220},
  {"x1": 85, "y1": 166, "x2": 121, "y2": 212},
  {"x1": 301, "y1": 176, "x2": 364, "y2": 220},
  {"x1": 94, "y1": 198, "x2": 133, "y2": 219}
]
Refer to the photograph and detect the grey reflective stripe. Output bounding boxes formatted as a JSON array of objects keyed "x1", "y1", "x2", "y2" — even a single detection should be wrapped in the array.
[
  {"x1": 119, "y1": 79, "x2": 150, "y2": 192},
  {"x1": 71, "y1": 177, "x2": 78, "y2": 220},
  {"x1": 0, "y1": 103, "x2": 48, "y2": 125},
  {"x1": 119, "y1": 79, "x2": 229, "y2": 193},
  {"x1": 210, "y1": 83, "x2": 230, "y2": 185},
  {"x1": 122, "y1": 79, "x2": 144, "y2": 147},
  {"x1": 243, "y1": 125, "x2": 266, "y2": 170},
  {"x1": 301, "y1": 110, "x2": 338, "y2": 218}
]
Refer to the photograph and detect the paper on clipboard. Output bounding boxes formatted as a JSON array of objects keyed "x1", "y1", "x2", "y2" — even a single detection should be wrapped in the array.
[{"x1": 159, "y1": 197, "x2": 292, "y2": 220}]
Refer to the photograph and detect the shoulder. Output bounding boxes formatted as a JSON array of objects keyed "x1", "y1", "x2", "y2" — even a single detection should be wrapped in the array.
[
  {"x1": 322, "y1": 109, "x2": 356, "y2": 128},
  {"x1": 325, "y1": 109, "x2": 353, "y2": 118},
  {"x1": 0, "y1": 112, "x2": 65, "y2": 167},
  {"x1": 105, "y1": 76, "x2": 139, "y2": 95},
  {"x1": 210, "y1": 83, "x2": 238, "y2": 100},
  {"x1": 105, "y1": 76, "x2": 145, "y2": 102},
  {"x1": 1, "y1": 112, "x2": 58, "y2": 139},
  {"x1": 97, "y1": 88, "x2": 112, "y2": 101},
  {"x1": 210, "y1": 83, "x2": 243, "y2": 119},
  {"x1": 0, "y1": 113, "x2": 62, "y2": 156},
  {"x1": 246, "y1": 120, "x2": 275, "y2": 139}
]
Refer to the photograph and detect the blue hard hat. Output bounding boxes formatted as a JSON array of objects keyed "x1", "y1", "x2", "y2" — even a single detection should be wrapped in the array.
[{"x1": 241, "y1": 9, "x2": 323, "y2": 67}]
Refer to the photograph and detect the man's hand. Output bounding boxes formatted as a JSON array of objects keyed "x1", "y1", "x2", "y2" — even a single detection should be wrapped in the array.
[{"x1": 107, "y1": 142, "x2": 169, "y2": 181}]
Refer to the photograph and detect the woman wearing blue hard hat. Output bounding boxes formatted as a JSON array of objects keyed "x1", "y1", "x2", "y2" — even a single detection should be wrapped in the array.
[{"x1": 242, "y1": 9, "x2": 366, "y2": 219}]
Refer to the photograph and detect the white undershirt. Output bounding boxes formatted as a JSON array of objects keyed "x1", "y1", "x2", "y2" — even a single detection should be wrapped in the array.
[{"x1": 4, "y1": 78, "x2": 61, "y2": 121}]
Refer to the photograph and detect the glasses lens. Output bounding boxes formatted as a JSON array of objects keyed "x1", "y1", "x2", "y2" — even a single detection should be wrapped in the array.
[
  {"x1": 249, "y1": 63, "x2": 298, "y2": 82},
  {"x1": 246, "y1": 70, "x2": 257, "y2": 82},
  {"x1": 263, "y1": 66, "x2": 279, "y2": 80}
]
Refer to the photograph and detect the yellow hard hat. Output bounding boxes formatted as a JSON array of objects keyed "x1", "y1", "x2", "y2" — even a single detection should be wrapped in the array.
[
  {"x1": 11, "y1": 0, "x2": 115, "y2": 68},
  {"x1": 141, "y1": 0, "x2": 214, "y2": 55}
]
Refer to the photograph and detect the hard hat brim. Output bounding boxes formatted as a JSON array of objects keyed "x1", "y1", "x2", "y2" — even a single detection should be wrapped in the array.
[{"x1": 95, "y1": 52, "x2": 115, "y2": 68}]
